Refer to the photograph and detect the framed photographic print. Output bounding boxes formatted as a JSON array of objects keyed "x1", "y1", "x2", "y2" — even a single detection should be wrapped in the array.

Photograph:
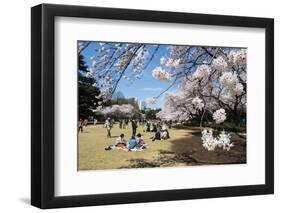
[{"x1": 31, "y1": 3, "x2": 274, "y2": 209}]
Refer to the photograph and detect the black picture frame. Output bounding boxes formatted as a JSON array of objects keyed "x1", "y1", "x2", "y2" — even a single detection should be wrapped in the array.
[{"x1": 31, "y1": 3, "x2": 274, "y2": 209}]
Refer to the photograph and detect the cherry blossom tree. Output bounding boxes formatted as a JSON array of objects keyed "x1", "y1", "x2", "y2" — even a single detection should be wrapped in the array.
[
  {"x1": 78, "y1": 41, "x2": 160, "y2": 101},
  {"x1": 79, "y1": 42, "x2": 225, "y2": 102},
  {"x1": 156, "y1": 48, "x2": 246, "y2": 127},
  {"x1": 156, "y1": 48, "x2": 246, "y2": 151},
  {"x1": 95, "y1": 104, "x2": 135, "y2": 118}
]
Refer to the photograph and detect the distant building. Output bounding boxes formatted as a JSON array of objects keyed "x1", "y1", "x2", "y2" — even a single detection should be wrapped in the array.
[
  {"x1": 139, "y1": 100, "x2": 147, "y2": 110},
  {"x1": 112, "y1": 91, "x2": 125, "y2": 100}
]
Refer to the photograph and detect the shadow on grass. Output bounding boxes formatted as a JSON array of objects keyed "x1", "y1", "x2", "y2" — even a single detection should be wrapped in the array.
[
  {"x1": 121, "y1": 129, "x2": 246, "y2": 169},
  {"x1": 170, "y1": 132, "x2": 246, "y2": 165},
  {"x1": 122, "y1": 159, "x2": 160, "y2": 168}
]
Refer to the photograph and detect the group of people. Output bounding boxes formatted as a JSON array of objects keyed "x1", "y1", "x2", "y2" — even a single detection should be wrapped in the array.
[
  {"x1": 104, "y1": 119, "x2": 170, "y2": 153},
  {"x1": 79, "y1": 117, "x2": 170, "y2": 152},
  {"x1": 118, "y1": 119, "x2": 129, "y2": 129},
  {"x1": 105, "y1": 133, "x2": 147, "y2": 151},
  {"x1": 105, "y1": 117, "x2": 139, "y2": 138},
  {"x1": 78, "y1": 118, "x2": 98, "y2": 133},
  {"x1": 144, "y1": 122, "x2": 170, "y2": 141}
]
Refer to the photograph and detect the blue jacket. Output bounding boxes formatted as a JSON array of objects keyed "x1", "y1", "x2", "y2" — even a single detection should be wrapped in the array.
[{"x1": 128, "y1": 138, "x2": 137, "y2": 149}]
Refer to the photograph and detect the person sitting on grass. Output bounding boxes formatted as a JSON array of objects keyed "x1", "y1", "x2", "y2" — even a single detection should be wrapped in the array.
[
  {"x1": 161, "y1": 123, "x2": 170, "y2": 140},
  {"x1": 151, "y1": 128, "x2": 161, "y2": 142},
  {"x1": 145, "y1": 122, "x2": 151, "y2": 132},
  {"x1": 136, "y1": 133, "x2": 147, "y2": 149},
  {"x1": 150, "y1": 123, "x2": 154, "y2": 132},
  {"x1": 127, "y1": 136, "x2": 137, "y2": 150},
  {"x1": 161, "y1": 124, "x2": 170, "y2": 140},
  {"x1": 152, "y1": 131, "x2": 161, "y2": 141},
  {"x1": 161, "y1": 130, "x2": 168, "y2": 140},
  {"x1": 105, "y1": 134, "x2": 127, "y2": 151}
]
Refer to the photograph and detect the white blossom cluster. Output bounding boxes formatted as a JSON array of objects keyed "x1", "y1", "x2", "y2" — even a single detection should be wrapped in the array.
[
  {"x1": 145, "y1": 97, "x2": 157, "y2": 104},
  {"x1": 193, "y1": 65, "x2": 211, "y2": 80},
  {"x1": 78, "y1": 42, "x2": 87, "y2": 52},
  {"x1": 192, "y1": 96, "x2": 204, "y2": 110},
  {"x1": 96, "y1": 104, "x2": 135, "y2": 117},
  {"x1": 96, "y1": 105, "x2": 102, "y2": 111},
  {"x1": 212, "y1": 108, "x2": 227, "y2": 124},
  {"x1": 219, "y1": 72, "x2": 238, "y2": 87},
  {"x1": 156, "y1": 93, "x2": 192, "y2": 122},
  {"x1": 95, "y1": 88, "x2": 110, "y2": 102},
  {"x1": 131, "y1": 48, "x2": 149, "y2": 74},
  {"x1": 152, "y1": 67, "x2": 172, "y2": 81},
  {"x1": 160, "y1": 57, "x2": 181, "y2": 68},
  {"x1": 228, "y1": 49, "x2": 247, "y2": 66},
  {"x1": 211, "y1": 49, "x2": 246, "y2": 71},
  {"x1": 219, "y1": 72, "x2": 244, "y2": 96},
  {"x1": 217, "y1": 131, "x2": 234, "y2": 151},
  {"x1": 157, "y1": 110, "x2": 190, "y2": 122},
  {"x1": 122, "y1": 75, "x2": 130, "y2": 81},
  {"x1": 85, "y1": 69, "x2": 95, "y2": 78},
  {"x1": 201, "y1": 129, "x2": 233, "y2": 151},
  {"x1": 88, "y1": 43, "x2": 157, "y2": 98},
  {"x1": 232, "y1": 83, "x2": 244, "y2": 95},
  {"x1": 212, "y1": 56, "x2": 228, "y2": 72},
  {"x1": 201, "y1": 129, "x2": 217, "y2": 151}
]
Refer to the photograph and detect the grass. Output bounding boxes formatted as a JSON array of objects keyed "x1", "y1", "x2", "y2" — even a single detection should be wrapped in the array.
[{"x1": 78, "y1": 124, "x2": 246, "y2": 171}]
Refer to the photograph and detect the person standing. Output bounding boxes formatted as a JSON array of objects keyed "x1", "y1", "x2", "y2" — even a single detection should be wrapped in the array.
[
  {"x1": 122, "y1": 119, "x2": 126, "y2": 129},
  {"x1": 78, "y1": 118, "x2": 83, "y2": 133},
  {"x1": 131, "y1": 118, "x2": 138, "y2": 137},
  {"x1": 119, "y1": 119, "x2": 122, "y2": 129},
  {"x1": 93, "y1": 119, "x2": 97, "y2": 126},
  {"x1": 104, "y1": 117, "x2": 112, "y2": 138},
  {"x1": 83, "y1": 119, "x2": 88, "y2": 127}
]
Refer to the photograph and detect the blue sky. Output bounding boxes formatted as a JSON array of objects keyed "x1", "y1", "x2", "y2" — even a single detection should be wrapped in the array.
[{"x1": 81, "y1": 42, "x2": 178, "y2": 108}]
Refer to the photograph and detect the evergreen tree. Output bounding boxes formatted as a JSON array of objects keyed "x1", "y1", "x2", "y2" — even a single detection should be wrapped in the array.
[{"x1": 78, "y1": 55, "x2": 101, "y2": 119}]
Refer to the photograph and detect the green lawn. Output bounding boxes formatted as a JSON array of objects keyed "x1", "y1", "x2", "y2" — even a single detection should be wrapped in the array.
[{"x1": 78, "y1": 124, "x2": 246, "y2": 171}]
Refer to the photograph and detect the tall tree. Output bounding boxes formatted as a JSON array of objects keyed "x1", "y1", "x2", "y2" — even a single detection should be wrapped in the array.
[{"x1": 78, "y1": 55, "x2": 102, "y2": 119}]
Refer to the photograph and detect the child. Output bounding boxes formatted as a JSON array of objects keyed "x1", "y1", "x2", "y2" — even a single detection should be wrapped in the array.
[
  {"x1": 128, "y1": 136, "x2": 137, "y2": 150},
  {"x1": 115, "y1": 133, "x2": 127, "y2": 148},
  {"x1": 105, "y1": 134, "x2": 127, "y2": 150},
  {"x1": 136, "y1": 133, "x2": 146, "y2": 149}
]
